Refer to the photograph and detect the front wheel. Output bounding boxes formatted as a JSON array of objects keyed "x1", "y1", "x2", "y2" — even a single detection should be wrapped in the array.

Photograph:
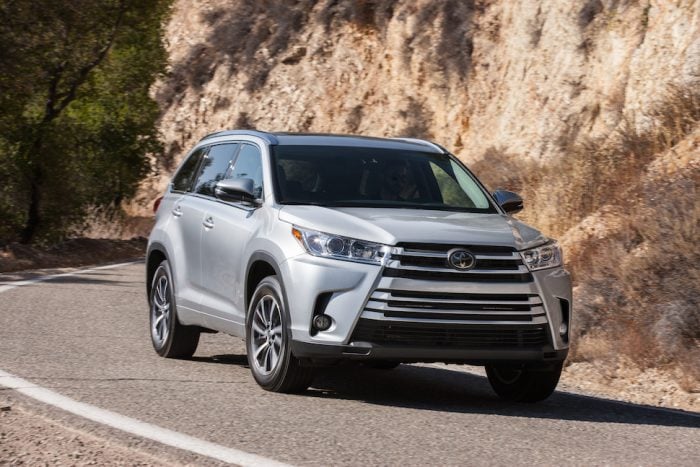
[
  {"x1": 485, "y1": 363, "x2": 563, "y2": 402},
  {"x1": 245, "y1": 276, "x2": 315, "y2": 393}
]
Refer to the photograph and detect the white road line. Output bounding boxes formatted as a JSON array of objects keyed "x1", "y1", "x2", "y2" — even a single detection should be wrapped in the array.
[
  {"x1": 0, "y1": 261, "x2": 291, "y2": 467},
  {"x1": 0, "y1": 370, "x2": 289, "y2": 467},
  {"x1": 0, "y1": 260, "x2": 144, "y2": 293}
]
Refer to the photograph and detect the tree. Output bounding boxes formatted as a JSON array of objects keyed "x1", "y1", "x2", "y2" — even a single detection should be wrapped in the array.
[{"x1": 0, "y1": 0, "x2": 171, "y2": 243}]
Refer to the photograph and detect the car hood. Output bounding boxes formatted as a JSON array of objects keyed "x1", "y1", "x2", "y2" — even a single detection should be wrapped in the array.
[{"x1": 278, "y1": 206, "x2": 548, "y2": 250}]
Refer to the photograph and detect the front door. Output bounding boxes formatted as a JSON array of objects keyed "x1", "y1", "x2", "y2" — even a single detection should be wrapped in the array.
[{"x1": 200, "y1": 143, "x2": 265, "y2": 335}]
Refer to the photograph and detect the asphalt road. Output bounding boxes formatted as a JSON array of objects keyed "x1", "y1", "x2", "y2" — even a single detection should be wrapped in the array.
[{"x1": 0, "y1": 262, "x2": 698, "y2": 466}]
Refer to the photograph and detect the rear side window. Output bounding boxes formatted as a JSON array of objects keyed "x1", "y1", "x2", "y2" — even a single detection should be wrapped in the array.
[
  {"x1": 229, "y1": 144, "x2": 263, "y2": 199},
  {"x1": 193, "y1": 143, "x2": 239, "y2": 196},
  {"x1": 172, "y1": 147, "x2": 205, "y2": 192}
]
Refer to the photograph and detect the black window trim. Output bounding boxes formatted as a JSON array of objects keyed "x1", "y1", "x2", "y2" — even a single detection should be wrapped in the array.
[
  {"x1": 170, "y1": 145, "x2": 210, "y2": 194},
  {"x1": 232, "y1": 142, "x2": 265, "y2": 203},
  {"x1": 188, "y1": 142, "x2": 242, "y2": 199},
  {"x1": 179, "y1": 140, "x2": 265, "y2": 211},
  {"x1": 169, "y1": 140, "x2": 265, "y2": 211}
]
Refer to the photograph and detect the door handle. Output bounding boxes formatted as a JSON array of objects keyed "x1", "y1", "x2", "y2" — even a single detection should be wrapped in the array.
[
  {"x1": 203, "y1": 216, "x2": 214, "y2": 229},
  {"x1": 172, "y1": 206, "x2": 183, "y2": 217}
]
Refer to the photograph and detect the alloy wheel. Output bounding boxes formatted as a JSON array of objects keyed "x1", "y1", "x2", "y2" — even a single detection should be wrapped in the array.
[
  {"x1": 151, "y1": 274, "x2": 171, "y2": 347},
  {"x1": 250, "y1": 294, "x2": 283, "y2": 375}
]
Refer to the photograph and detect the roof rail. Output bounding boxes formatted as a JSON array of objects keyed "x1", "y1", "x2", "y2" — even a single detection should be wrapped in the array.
[
  {"x1": 392, "y1": 137, "x2": 447, "y2": 153},
  {"x1": 199, "y1": 130, "x2": 279, "y2": 145}
]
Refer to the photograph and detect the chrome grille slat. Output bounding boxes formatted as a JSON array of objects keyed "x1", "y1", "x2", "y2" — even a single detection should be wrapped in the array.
[
  {"x1": 365, "y1": 301, "x2": 542, "y2": 315},
  {"x1": 475, "y1": 253, "x2": 521, "y2": 260},
  {"x1": 361, "y1": 310, "x2": 549, "y2": 325},
  {"x1": 376, "y1": 289, "x2": 536, "y2": 301},
  {"x1": 392, "y1": 250, "x2": 446, "y2": 258},
  {"x1": 396, "y1": 242, "x2": 515, "y2": 254},
  {"x1": 385, "y1": 264, "x2": 529, "y2": 274},
  {"x1": 383, "y1": 268, "x2": 532, "y2": 282},
  {"x1": 371, "y1": 290, "x2": 542, "y2": 306}
]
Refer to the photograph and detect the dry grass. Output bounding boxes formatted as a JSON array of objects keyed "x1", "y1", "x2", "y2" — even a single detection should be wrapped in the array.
[
  {"x1": 0, "y1": 237, "x2": 147, "y2": 274},
  {"x1": 473, "y1": 84, "x2": 700, "y2": 389},
  {"x1": 74, "y1": 206, "x2": 154, "y2": 240}
]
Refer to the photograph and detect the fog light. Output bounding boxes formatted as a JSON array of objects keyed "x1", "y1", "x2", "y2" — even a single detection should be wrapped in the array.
[
  {"x1": 312, "y1": 314, "x2": 332, "y2": 331},
  {"x1": 559, "y1": 322, "x2": 568, "y2": 336}
]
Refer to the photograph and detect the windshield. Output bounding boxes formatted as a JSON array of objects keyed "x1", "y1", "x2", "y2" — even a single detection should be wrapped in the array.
[{"x1": 271, "y1": 145, "x2": 496, "y2": 213}]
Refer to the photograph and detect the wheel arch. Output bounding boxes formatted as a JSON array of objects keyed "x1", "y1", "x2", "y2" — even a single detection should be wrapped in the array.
[
  {"x1": 146, "y1": 243, "x2": 170, "y2": 298},
  {"x1": 245, "y1": 252, "x2": 292, "y2": 326}
]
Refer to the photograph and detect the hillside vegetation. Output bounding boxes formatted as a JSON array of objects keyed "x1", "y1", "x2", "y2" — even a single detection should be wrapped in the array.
[
  {"x1": 146, "y1": 1, "x2": 699, "y2": 395},
  {"x1": 0, "y1": 0, "x2": 171, "y2": 244}
]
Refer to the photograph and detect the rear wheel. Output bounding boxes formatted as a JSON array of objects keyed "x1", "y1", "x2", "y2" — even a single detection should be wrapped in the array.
[
  {"x1": 149, "y1": 260, "x2": 200, "y2": 358},
  {"x1": 485, "y1": 363, "x2": 563, "y2": 402},
  {"x1": 246, "y1": 276, "x2": 315, "y2": 393}
]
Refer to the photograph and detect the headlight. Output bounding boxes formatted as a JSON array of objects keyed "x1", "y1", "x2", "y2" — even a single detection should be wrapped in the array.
[
  {"x1": 292, "y1": 226, "x2": 390, "y2": 265},
  {"x1": 520, "y1": 241, "x2": 563, "y2": 271}
]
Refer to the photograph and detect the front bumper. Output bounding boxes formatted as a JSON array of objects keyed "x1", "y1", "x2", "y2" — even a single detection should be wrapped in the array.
[{"x1": 280, "y1": 253, "x2": 572, "y2": 363}]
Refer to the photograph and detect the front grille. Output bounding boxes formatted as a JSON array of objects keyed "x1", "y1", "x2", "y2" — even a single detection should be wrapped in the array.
[
  {"x1": 383, "y1": 242, "x2": 532, "y2": 283},
  {"x1": 364, "y1": 289, "x2": 545, "y2": 322},
  {"x1": 351, "y1": 319, "x2": 549, "y2": 348}
]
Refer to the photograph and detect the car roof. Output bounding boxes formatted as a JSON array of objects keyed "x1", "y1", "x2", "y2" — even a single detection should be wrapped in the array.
[{"x1": 199, "y1": 130, "x2": 446, "y2": 154}]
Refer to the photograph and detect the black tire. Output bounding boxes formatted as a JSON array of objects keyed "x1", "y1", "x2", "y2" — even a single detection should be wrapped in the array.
[
  {"x1": 364, "y1": 361, "x2": 400, "y2": 370},
  {"x1": 485, "y1": 363, "x2": 563, "y2": 402},
  {"x1": 245, "y1": 276, "x2": 315, "y2": 393},
  {"x1": 149, "y1": 260, "x2": 200, "y2": 358}
]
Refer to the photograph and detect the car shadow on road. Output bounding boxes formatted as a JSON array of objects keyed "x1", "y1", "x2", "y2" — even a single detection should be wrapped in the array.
[
  {"x1": 46, "y1": 276, "x2": 137, "y2": 286},
  {"x1": 185, "y1": 353, "x2": 699, "y2": 428},
  {"x1": 306, "y1": 364, "x2": 700, "y2": 429},
  {"x1": 190, "y1": 354, "x2": 249, "y2": 366}
]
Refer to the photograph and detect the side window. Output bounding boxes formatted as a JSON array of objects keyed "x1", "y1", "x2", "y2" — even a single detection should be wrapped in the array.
[
  {"x1": 229, "y1": 144, "x2": 263, "y2": 199},
  {"x1": 192, "y1": 143, "x2": 239, "y2": 197},
  {"x1": 171, "y1": 147, "x2": 205, "y2": 192}
]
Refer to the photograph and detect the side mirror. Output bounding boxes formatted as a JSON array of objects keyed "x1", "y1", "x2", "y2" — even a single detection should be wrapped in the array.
[
  {"x1": 492, "y1": 189, "x2": 523, "y2": 214},
  {"x1": 215, "y1": 178, "x2": 259, "y2": 204}
]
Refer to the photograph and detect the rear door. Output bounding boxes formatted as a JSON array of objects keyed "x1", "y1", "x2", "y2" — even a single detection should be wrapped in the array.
[
  {"x1": 200, "y1": 143, "x2": 265, "y2": 335},
  {"x1": 167, "y1": 146, "x2": 208, "y2": 312}
]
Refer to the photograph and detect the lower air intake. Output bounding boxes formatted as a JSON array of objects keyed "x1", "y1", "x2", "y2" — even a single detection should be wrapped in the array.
[{"x1": 351, "y1": 319, "x2": 549, "y2": 349}]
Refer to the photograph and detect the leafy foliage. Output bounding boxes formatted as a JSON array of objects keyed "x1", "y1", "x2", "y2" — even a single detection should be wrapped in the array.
[{"x1": 0, "y1": 0, "x2": 171, "y2": 243}]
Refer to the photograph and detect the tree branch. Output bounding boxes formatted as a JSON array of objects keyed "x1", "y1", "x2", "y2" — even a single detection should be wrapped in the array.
[
  {"x1": 53, "y1": 1, "x2": 127, "y2": 118},
  {"x1": 43, "y1": 61, "x2": 66, "y2": 123}
]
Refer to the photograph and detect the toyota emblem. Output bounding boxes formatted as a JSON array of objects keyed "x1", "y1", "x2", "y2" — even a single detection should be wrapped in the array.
[{"x1": 447, "y1": 249, "x2": 476, "y2": 270}]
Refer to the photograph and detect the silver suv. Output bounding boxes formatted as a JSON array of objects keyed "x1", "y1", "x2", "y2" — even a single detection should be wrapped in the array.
[{"x1": 146, "y1": 130, "x2": 572, "y2": 402}]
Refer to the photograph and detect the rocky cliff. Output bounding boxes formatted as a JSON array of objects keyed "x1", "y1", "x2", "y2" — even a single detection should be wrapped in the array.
[
  {"x1": 142, "y1": 0, "x2": 699, "y2": 401},
  {"x1": 152, "y1": 0, "x2": 698, "y2": 165}
]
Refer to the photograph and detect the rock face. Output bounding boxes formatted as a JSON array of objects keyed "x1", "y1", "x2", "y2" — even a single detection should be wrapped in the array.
[
  {"x1": 143, "y1": 0, "x2": 699, "y2": 389},
  {"x1": 152, "y1": 0, "x2": 698, "y2": 167}
]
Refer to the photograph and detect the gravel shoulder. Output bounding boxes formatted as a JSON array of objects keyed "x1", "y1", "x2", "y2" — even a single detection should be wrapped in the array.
[
  {"x1": 0, "y1": 392, "x2": 224, "y2": 466},
  {"x1": 561, "y1": 361, "x2": 699, "y2": 413}
]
